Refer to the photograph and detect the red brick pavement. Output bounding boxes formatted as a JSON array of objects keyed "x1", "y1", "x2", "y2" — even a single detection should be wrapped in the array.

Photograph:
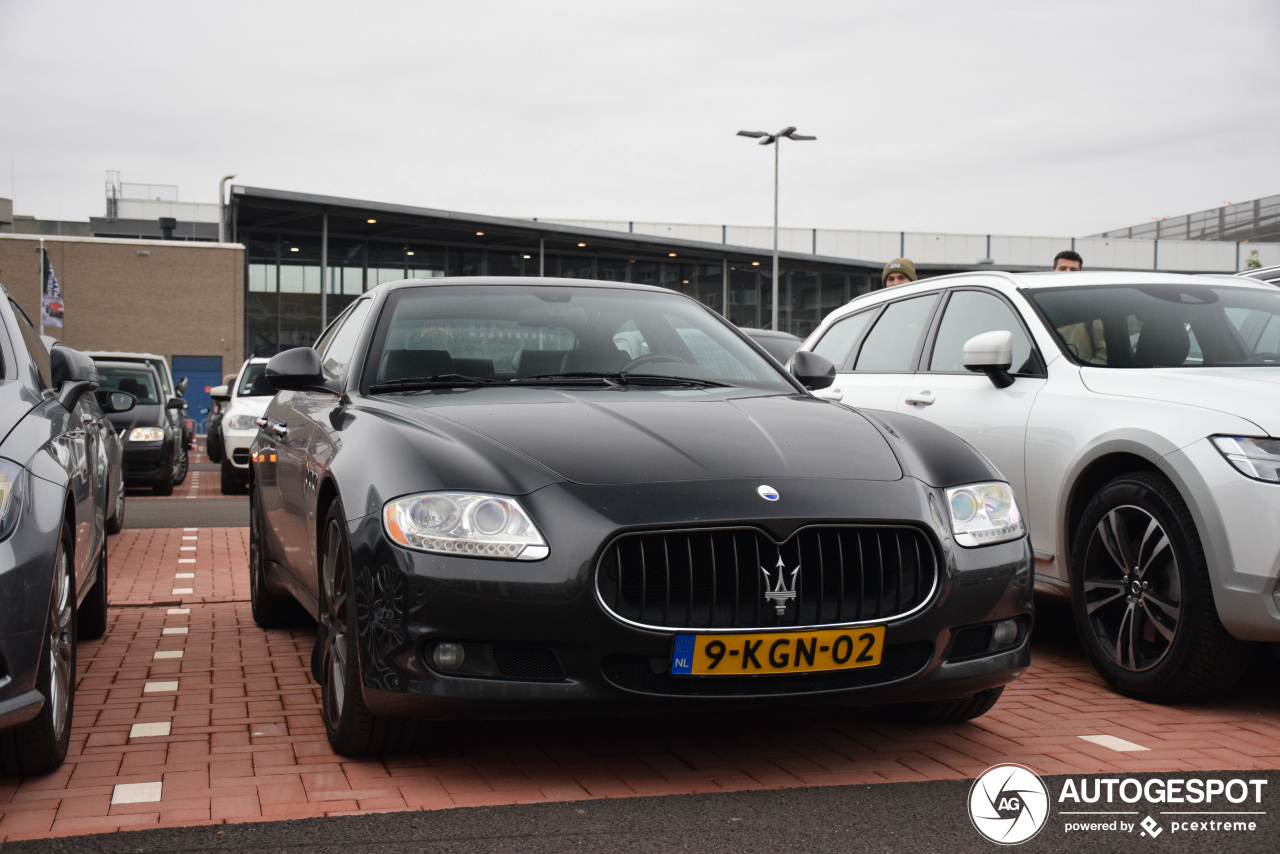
[
  {"x1": 128, "y1": 466, "x2": 227, "y2": 500},
  {"x1": 2, "y1": 526, "x2": 1279, "y2": 841}
]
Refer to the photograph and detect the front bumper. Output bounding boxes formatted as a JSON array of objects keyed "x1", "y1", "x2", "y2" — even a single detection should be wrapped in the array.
[
  {"x1": 0, "y1": 471, "x2": 64, "y2": 730},
  {"x1": 222, "y1": 428, "x2": 258, "y2": 471},
  {"x1": 121, "y1": 440, "x2": 171, "y2": 484},
  {"x1": 334, "y1": 477, "x2": 1033, "y2": 720},
  {"x1": 1168, "y1": 439, "x2": 1280, "y2": 642}
]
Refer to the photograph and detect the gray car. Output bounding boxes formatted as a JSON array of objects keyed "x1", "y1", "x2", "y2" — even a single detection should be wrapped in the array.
[{"x1": 0, "y1": 286, "x2": 133, "y2": 775}]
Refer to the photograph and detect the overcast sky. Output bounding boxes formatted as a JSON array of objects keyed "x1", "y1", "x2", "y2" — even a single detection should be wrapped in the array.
[{"x1": 3, "y1": 1, "x2": 1278, "y2": 238}]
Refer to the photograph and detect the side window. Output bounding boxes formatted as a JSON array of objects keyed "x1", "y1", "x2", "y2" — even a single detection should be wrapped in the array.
[
  {"x1": 319, "y1": 300, "x2": 372, "y2": 381},
  {"x1": 853, "y1": 294, "x2": 939, "y2": 373},
  {"x1": 811, "y1": 310, "x2": 875, "y2": 368},
  {"x1": 929, "y1": 291, "x2": 1036, "y2": 374},
  {"x1": 9, "y1": 299, "x2": 52, "y2": 389}
]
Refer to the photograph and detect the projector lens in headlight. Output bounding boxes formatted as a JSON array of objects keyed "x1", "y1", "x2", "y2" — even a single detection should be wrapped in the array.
[
  {"x1": 383, "y1": 492, "x2": 548, "y2": 561},
  {"x1": 945, "y1": 482, "x2": 1025, "y2": 547}
]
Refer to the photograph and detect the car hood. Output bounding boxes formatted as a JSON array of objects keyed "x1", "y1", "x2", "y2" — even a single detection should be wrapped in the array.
[
  {"x1": 105, "y1": 403, "x2": 166, "y2": 433},
  {"x1": 226, "y1": 396, "x2": 273, "y2": 420},
  {"x1": 380, "y1": 387, "x2": 903, "y2": 486},
  {"x1": 1080, "y1": 367, "x2": 1280, "y2": 434}
]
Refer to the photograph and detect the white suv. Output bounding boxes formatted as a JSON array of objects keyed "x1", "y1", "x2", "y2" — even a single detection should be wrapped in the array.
[
  {"x1": 219, "y1": 358, "x2": 272, "y2": 494},
  {"x1": 800, "y1": 271, "x2": 1280, "y2": 701}
]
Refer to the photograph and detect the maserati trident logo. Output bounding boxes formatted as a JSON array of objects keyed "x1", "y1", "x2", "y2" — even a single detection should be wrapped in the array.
[{"x1": 760, "y1": 555, "x2": 799, "y2": 614}]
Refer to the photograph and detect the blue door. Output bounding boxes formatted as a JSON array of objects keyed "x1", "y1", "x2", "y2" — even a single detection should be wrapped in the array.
[{"x1": 172, "y1": 355, "x2": 223, "y2": 435}]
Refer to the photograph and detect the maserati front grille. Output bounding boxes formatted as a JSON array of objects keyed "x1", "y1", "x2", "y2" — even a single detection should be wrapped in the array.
[{"x1": 596, "y1": 525, "x2": 939, "y2": 630}]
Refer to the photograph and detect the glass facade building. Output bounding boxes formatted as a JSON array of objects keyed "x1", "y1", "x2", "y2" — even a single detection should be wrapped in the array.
[{"x1": 232, "y1": 187, "x2": 883, "y2": 358}]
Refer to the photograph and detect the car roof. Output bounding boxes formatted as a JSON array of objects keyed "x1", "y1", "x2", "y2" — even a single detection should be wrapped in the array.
[
  {"x1": 93, "y1": 359, "x2": 162, "y2": 376},
  {"x1": 371, "y1": 276, "x2": 680, "y2": 297},
  {"x1": 83, "y1": 350, "x2": 168, "y2": 360},
  {"x1": 740, "y1": 327, "x2": 802, "y2": 341}
]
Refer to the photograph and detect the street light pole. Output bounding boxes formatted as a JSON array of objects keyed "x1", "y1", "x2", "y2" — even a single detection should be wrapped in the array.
[
  {"x1": 737, "y1": 127, "x2": 816, "y2": 331},
  {"x1": 218, "y1": 174, "x2": 236, "y2": 243}
]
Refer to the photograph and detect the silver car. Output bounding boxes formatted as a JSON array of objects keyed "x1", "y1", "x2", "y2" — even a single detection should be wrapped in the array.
[{"x1": 800, "y1": 270, "x2": 1280, "y2": 701}]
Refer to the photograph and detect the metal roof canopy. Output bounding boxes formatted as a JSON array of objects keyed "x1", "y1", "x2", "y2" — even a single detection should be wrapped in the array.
[{"x1": 228, "y1": 185, "x2": 883, "y2": 270}]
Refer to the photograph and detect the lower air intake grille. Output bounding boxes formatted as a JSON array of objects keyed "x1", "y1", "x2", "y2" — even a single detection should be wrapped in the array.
[{"x1": 492, "y1": 646, "x2": 565, "y2": 681}]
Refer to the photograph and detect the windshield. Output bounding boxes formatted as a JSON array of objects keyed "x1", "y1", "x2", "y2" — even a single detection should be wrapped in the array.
[
  {"x1": 1029, "y1": 284, "x2": 1280, "y2": 368},
  {"x1": 97, "y1": 367, "x2": 161, "y2": 404},
  {"x1": 366, "y1": 284, "x2": 795, "y2": 392},
  {"x1": 237, "y1": 362, "x2": 274, "y2": 396}
]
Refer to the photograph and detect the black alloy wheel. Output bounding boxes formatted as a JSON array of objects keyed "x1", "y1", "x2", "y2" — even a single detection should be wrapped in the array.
[
  {"x1": 0, "y1": 522, "x2": 76, "y2": 775},
  {"x1": 316, "y1": 502, "x2": 402, "y2": 756},
  {"x1": 1070, "y1": 472, "x2": 1252, "y2": 701},
  {"x1": 106, "y1": 468, "x2": 126, "y2": 534},
  {"x1": 248, "y1": 482, "x2": 295, "y2": 628},
  {"x1": 171, "y1": 443, "x2": 189, "y2": 486}
]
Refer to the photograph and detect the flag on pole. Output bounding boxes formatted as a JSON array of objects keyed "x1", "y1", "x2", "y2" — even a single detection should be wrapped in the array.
[{"x1": 41, "y1": 247, "x2": 63, "y2": 329}]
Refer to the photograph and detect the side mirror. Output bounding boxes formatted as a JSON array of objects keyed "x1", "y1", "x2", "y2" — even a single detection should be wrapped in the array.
[
  {"x1": 266, "y1": 347, "x2": 327, "y2": 393},
  {"x1": 101, "y1": 390, "x2": 137, "y2": 413},
  {"x1": 176, "y1": 377, "x2": 189, "y2": 397},
  {"x1": 51, "y1": 346, "x2": 98, "y2": 410},
  {"x1": 209, "y1": 384, "x2": 230, "y2": 402},
  {"x1": 789, "y1": 350, "x2": 836, "y2": 391},
  {"x1": 166, "y1": 397, "x2": 187, "y2": 410},
  {"x1": 962, "y1": 330, "x2": 1015, "y2": 389}
]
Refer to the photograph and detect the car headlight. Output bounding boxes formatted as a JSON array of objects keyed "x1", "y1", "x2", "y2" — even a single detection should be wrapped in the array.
[
  {"x1": 0, "y1": 458, "x2": 24, "y2": 540},
  {"x1": 1212, "y1": 436, "x2": 1280, "y2": 483},
  {"x1": 128, "y1": 427, "x2": 166, "y2": 442},
  {"x1": 225, "y1": 414, "x2": 258, "y2": 431},
  {"x1": 945, "y1": 482, "x2": 1025, "y2": 547},
  {"x1": 383, "y1": 492, "x2": 549, "y2": 561}
]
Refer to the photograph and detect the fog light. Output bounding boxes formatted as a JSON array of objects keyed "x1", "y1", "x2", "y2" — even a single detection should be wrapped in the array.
[
  {"x1": 432, "y1": 643, "x2": 466, "y2": 672},
  {"x1": 992, "y1": 619, "x2": 1019, "y2": 647}
]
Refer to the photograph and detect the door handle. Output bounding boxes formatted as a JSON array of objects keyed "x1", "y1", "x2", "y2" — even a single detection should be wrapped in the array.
[
  {"x1": 904, "y1": 390, "x2": 935, "y2": 406},
  {"x1": 815, "y1": 388, "x2": 844, "y2": 402}
]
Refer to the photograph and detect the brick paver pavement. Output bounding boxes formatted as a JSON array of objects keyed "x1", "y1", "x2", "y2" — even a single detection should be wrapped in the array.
[{"x1": 2, "y1": 524, "x2": 1278, "y2": 841}]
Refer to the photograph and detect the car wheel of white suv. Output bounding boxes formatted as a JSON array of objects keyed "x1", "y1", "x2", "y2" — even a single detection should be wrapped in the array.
[{"x1": 1070, "y1": 472, "x2": 1253, "y2": 701}]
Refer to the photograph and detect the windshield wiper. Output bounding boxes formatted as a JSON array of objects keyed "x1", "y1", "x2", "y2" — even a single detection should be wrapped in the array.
[
  {"x1": 511, "y1": 372, "x2": 731, "y2": 388},
  {"x1": 369, "y1": 374, "x2": 502, "y2": 392}
]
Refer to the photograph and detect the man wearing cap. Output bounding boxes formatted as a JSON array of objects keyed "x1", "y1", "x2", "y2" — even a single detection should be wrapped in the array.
[{"x1": 883, "y1": 257, "x2": 916, "y2": 287}]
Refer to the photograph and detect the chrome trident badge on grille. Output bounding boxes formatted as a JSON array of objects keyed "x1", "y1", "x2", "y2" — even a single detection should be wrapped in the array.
[{"x1": 761, "y1": 555, "x2": 799, "y2": 615}]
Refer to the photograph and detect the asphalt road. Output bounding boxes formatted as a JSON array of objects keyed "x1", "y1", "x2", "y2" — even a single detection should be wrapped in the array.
[
  {"x1": 4, "y1": 774, "x2": 1273, "y2": 854},
  {"x1": 123, "y1": 496, "x2": 249, "y2": 529}
]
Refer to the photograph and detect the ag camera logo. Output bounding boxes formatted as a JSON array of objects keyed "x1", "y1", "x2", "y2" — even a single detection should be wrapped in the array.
[{"x1": 969, "y1": 764, "x2": 1050, "y2": 845}]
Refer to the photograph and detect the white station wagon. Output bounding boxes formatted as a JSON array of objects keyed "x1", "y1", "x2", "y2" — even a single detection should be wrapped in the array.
[{"x1": 799, "y1": 270, "x2": 1280, "y2": 702}]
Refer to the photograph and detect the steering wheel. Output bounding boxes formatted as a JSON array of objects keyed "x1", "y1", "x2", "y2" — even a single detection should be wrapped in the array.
[{"x1": 622, "y1": 354, "x2": 687, "y2": 371}]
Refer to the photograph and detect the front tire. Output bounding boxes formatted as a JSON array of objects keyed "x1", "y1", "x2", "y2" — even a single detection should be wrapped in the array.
[
  {"x1": 220, "y1": 458, "x2": 243, "y2": 495},
  {"x1": 0, "y1": 522, "x2": 76, "y2": 775},
  {"x1": 171, "y1": 444, "x2": 188, "y2": 486},
  {"x1": 248, "y1": 482, "x2": 296, "y2": 629},
  {"x1": 317, "y1": 501, "x2": 401, "y2": 756},
  {"x1": 1070, "y1": 472, "x2": 1252, "y2": 701},
  {"x1": 106, "y1": 469, "x2": 126, "y2": 534},
  {"x1": 78, "y1": 543, "x2": 109, "y2": 641}
]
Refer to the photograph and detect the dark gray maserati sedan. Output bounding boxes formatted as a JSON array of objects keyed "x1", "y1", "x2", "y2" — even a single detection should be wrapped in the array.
[
  {"x1": 251, "y1": 278, "x2": 1032, "y2": 756},
  {"x1": 0, "y1": 287, "x2": 126, "y2": 775}
]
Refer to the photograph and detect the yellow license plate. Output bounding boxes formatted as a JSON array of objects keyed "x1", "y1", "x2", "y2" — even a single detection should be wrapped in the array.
[{"x1": 670, "y1": 627, "x2": 885, "y2": 676}]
